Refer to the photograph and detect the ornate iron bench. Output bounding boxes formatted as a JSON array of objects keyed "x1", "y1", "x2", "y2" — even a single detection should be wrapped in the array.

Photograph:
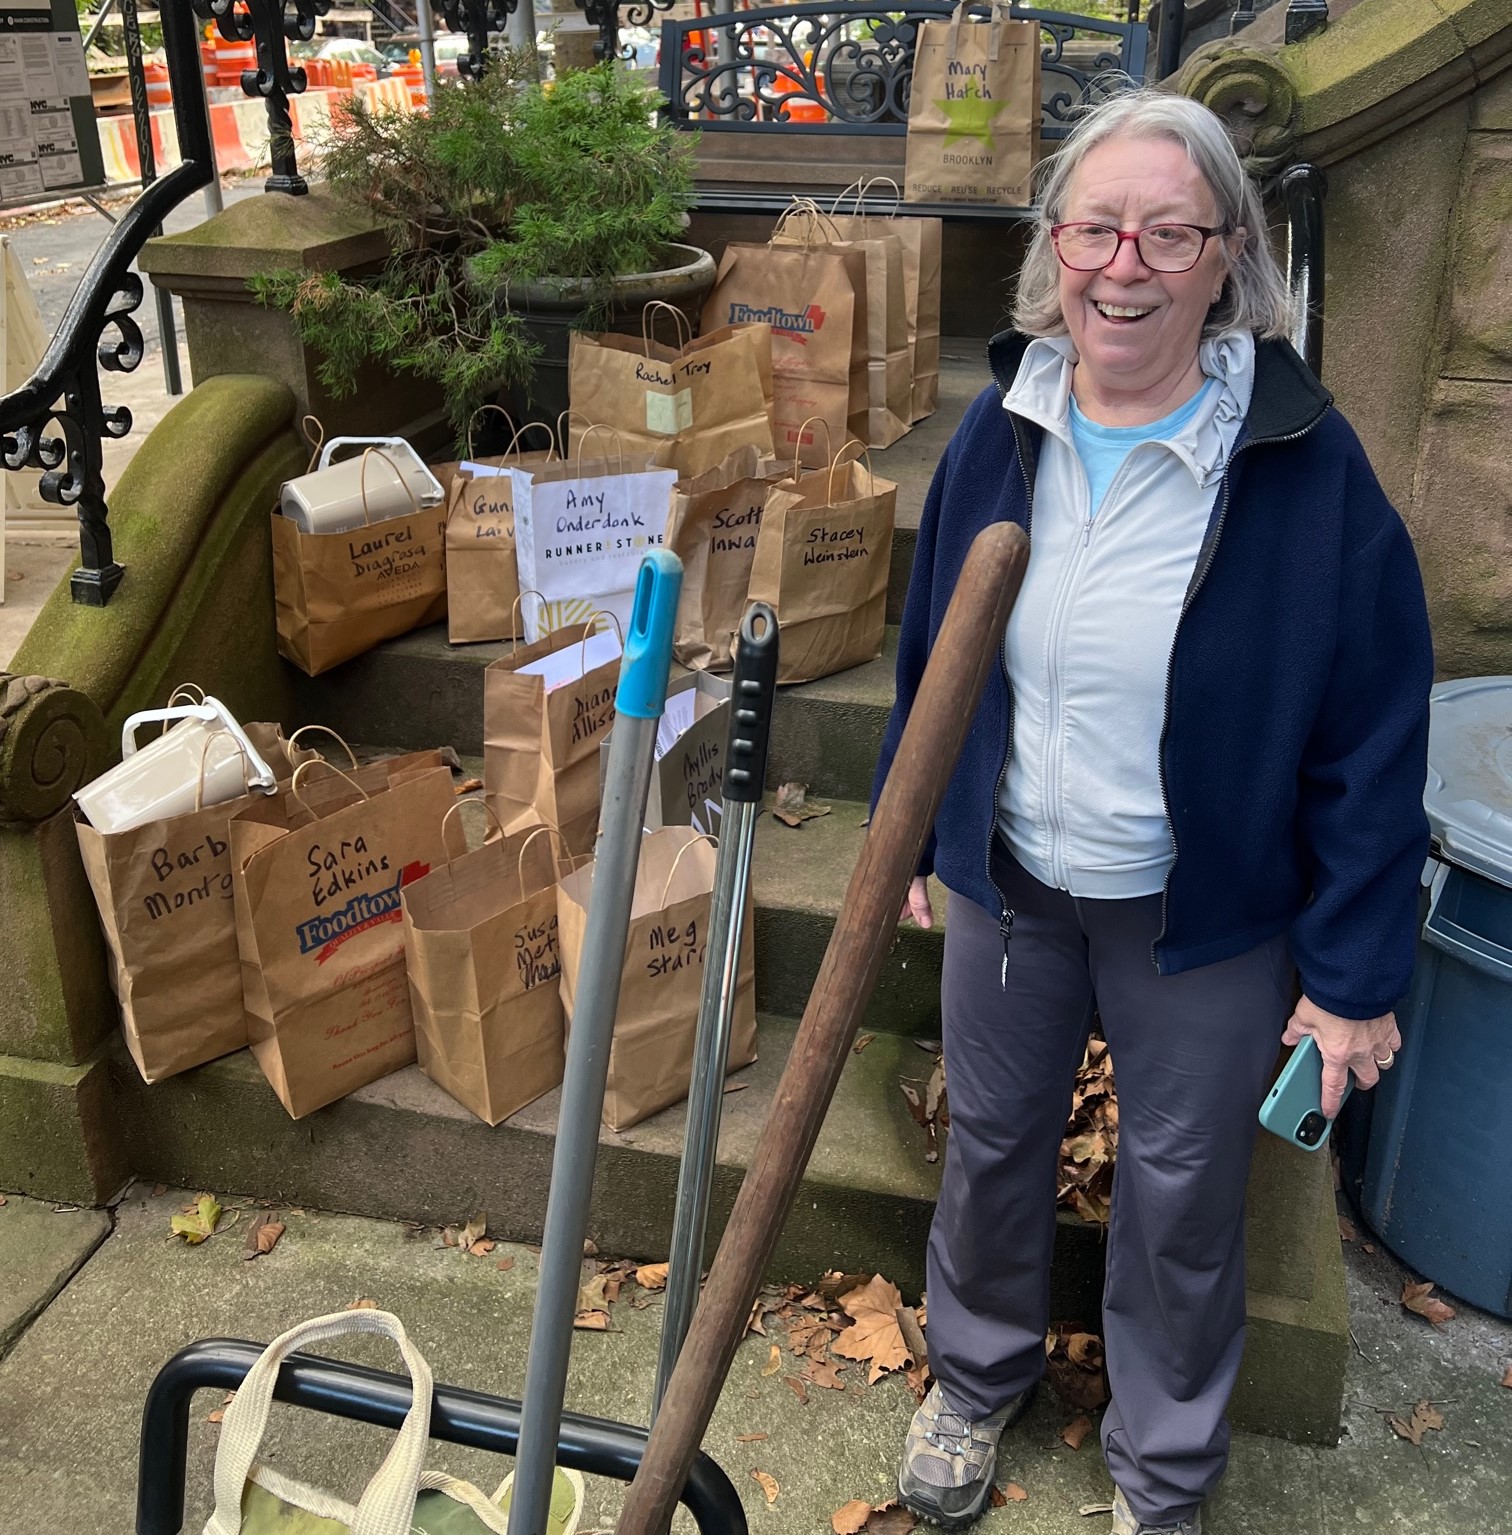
[{"x1": 656, "y1": 2, "x2": 1164, "y2": 221}]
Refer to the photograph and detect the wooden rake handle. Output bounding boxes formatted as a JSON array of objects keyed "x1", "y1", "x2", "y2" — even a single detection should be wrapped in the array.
[{"x1": 616, "y1": 520, "x2": 1030, "y2": 1535}]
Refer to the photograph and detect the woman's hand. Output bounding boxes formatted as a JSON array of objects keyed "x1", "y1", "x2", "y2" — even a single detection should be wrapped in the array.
[
  {"x1": 1282, "y1": 995, "x2": 1402, "y2": 1119},
  {"x1": 899, "y1": 875, "x2": 934, "y2": 930}
]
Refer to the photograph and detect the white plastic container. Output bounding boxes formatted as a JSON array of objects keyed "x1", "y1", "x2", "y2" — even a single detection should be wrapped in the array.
[
  {"x1": 279, "y1": 436, "x2": 444, "y2": 536},
  {"x1": 73, "y1": 697, "x2": 278, "y2": 835}
]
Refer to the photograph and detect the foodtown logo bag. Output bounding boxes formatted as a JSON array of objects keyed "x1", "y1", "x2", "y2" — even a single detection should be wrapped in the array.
[
  {"x1": 228, "y1": 751, "x2": 455, "y2": 1119},
  {"x1": 904, "y1": 3, "x2": 1040, "y2": 207}
]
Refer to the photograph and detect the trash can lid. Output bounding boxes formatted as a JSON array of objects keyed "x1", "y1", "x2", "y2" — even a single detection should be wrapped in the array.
[{"x1": 1426, "y1": 677, "x2": 1512, "y2": 890}]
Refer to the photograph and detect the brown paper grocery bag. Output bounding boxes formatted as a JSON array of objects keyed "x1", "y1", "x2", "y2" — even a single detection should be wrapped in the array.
[
  {"x1": 483, "y1": 617, "x2": 621, "y2": 862},
  {"x1": 701, "y1": 234, "x2": 868, "y2": 469},
  {"x1": 74, "y1": 721, "x2": 318, "y2": 1084},
  {"x1": 557, "y1": 827, "x2": 756, "y2": 1131},
  {"x1": 441, "y1": 426, "x2": 557, "y2": 645},
  {"x1": 272, "y1": 486, "x2": 448, "y2": 676},
  {"x1": 904, "y1": 5, "x2": 1040, "y2": 207},
  {"x1": 750, "y1": 443, "x2": 898, "y2": 684},
  {"x1": 663, "y1": 446, "x2": 802, "y2": 671},
  {"x1": 229, "y1": 751, "x2": 454, "y2": 1118},
  {"x1": 776, "y1": 202, "x2": 911, "y2": 450},
  {"x1": 403, "y1": 807, "x2": 566, "y2": 1126},
  {"x1": 567, "y1": 304, "x2": 776, "y2": 480},
  {"x1": 830, "y1": 180, "x2": 943, "y2": 424}
]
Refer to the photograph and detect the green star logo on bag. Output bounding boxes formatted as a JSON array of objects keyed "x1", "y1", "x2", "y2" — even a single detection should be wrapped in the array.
[{"x1": 936, "y1": 78, "x2": 999, "y2": 150}]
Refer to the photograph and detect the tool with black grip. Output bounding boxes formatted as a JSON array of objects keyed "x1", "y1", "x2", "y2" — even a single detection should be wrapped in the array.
[{"x1": 652, "y1": 603, "x2": 779, "y2": 1417}]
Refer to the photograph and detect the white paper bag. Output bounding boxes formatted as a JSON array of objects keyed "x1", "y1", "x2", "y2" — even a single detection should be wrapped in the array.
[{"x1": 510, "y1": 458, "x2": 679, "y2": 643}]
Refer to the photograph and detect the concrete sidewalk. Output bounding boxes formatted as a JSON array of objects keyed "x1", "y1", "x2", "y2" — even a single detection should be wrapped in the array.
[{"x1": 0, "y1": 1186, "x2": 1507, "y2": 1535}]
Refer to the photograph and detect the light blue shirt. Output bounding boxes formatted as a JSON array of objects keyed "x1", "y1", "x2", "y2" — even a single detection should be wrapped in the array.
[{"x1": 1068, "y1": 378, "x2": 1216, "y2": 518}]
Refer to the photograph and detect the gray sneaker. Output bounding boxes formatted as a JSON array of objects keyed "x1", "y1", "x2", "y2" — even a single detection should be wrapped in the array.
[
  {"x1": 897, "y1": 1381, "x2": 1032, "y2": 1530},
  {"x1": 1112, "y1": 1486, "x2": 1203, "y2": 1535}
]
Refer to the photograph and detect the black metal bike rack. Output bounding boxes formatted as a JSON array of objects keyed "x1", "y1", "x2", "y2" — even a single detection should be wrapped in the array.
[{"x1": 137, "y1": 1337, "x2": 749, "y2": 1535}]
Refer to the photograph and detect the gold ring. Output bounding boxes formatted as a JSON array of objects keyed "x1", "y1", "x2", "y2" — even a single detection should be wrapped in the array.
[{"x1": 1374, "y1": 1051, "x2": 1395, "y2": 1068}]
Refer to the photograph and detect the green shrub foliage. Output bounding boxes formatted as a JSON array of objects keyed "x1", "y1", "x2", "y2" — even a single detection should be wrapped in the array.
[{"x1": 251, "y1": 56, "x2": 696, "y2": 440}]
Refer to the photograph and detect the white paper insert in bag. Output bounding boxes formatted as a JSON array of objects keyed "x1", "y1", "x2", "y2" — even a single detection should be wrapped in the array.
[{"x1": 512, "y1": 628, "x2": 624, "y2": 693}]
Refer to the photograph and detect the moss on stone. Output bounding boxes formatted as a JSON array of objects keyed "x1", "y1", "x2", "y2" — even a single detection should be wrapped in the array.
[{"x1": 0, "y1": 1043, "x2": 125, "y2": 1204}]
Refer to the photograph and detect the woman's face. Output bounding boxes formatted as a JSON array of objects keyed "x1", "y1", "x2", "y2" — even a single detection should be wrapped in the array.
[{"x1": 1057, "y1": 135, "x2": 1237, "y2": 398}]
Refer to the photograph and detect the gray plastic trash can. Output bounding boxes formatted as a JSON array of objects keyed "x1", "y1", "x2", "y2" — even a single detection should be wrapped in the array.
[{"x1": 1360, "y1": 677, "x2": 1512, "y2": 1317}]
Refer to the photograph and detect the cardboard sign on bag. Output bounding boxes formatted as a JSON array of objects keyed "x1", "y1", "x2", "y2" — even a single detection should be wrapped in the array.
[
  {"x1": 271, "y1": 503, "x2": 448, "y2": 677},
  {"x1": 566, "y1": 315, "x2": 776, "y2": 479},
  {"x1": 483, "y1": 620, "x2": 623, "y2": 861},
  {"x1": 403, "y1": 812, "x2": 565, "y2": 1126},
  {"x1": 557, "y1": 826, "x2": 757, "y2": 1131},
  {"x1": 600, "y1": 671, "x2": 732, "y2": 838},
  {"x1": 74, "y1": 723, "x2": 316, "y2": 1084},
  {"x1": 749, "y1": 448, "x2": 898, "y2": 685},
  {"x1": 700, "y1": 239, "x2": 869, "y2": 469},
  {"x1": 229, "y1": 752, "x2": 455, "y2": 1119},
  {"x1": 663, "y1": 445, "x2": 801, "y2": 671},
  {"x1": 509, "y1": 453, "x2": 679, "y2": 642},
  {"x1": 904, "y1": 6, "x2": 1041, "y2": 207}
]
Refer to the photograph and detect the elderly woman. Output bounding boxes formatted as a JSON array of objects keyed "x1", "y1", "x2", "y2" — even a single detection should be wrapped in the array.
[{"x1": 874, "y1": 91, "x2": 1432, "y2": 1533}]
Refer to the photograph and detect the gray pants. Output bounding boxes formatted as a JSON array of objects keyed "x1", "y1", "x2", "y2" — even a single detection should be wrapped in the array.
[{"x1": 929, "y1": 845, "x2": 1289, "y2": 1527}]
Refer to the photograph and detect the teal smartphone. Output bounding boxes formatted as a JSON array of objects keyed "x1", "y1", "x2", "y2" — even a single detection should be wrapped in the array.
[{"x1": 1258, "y1": 1036, "x2": 1354, "y2": 1152}]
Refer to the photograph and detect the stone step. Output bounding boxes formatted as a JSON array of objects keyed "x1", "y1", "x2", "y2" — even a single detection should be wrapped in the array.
[
  {"x1": 293, "y1": 629, "x2": 898, "y2": 806},
  {"x1": 110, "y1": 1015, "x2": 1102, "y2": 1317},
  {"x1": 751, "y1": 797, "x2": 944, "y2": 1035}
]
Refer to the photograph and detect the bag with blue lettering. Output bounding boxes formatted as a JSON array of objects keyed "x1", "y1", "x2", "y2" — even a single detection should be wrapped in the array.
[{"x1": 228, "y1": 750, "x2": 455, "y2": 1118}]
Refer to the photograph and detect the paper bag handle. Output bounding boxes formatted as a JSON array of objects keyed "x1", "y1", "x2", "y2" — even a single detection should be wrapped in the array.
[
  {"x1": 830, "y1": 176, "x2": 902, "y2": 218},
  {"x1": 577, "y1": 608, "x2": 627, "y2": 677},
  {"x1": 359, "y1": 446, "x2": 421, "y2": 526},
  {"x1": 465, "y1": 403, "x2": 518, "y2": 462},
  {"x1": 501, "y1": 421, "x2": 559, "y2": 462},
  {"x1": 514, "y1": 822, "x2": 561, "y2": 902},
  {"x1": 829, "y1": 439, "x2": 874, "y2": 503},
  {"x1": 301, "y1": 413, "x2": 326, "y2": 475},
  {"x1": 287, "y1": 724, "x2": 360, "y2": 770},
  {"x1": 790, "y1": 415, "x2": 834, "y2": 483},
  {"x1": 291, "y1": 757, "x2": 371, "y2": 813},
  {"x1": 441, "y1": 796, "x2": 505, "y2": 862},
  {"x1": 576, "y1": 423, "x2": 627, "y2": 474},
  {"x1": 660, "y1": 829, "x2": 718, "y2": 906},
  {"x1": 642, "y1": 300, "x2": 693, "y2": 358},
  {"x1": 951, "y1": 0, "x2": 1003, "y2": 62},
  {"x1": 772, "y1": 198, "x2": 843, "y2": 249},
  {"x1": 511, "y1": 588, "x2": 549, "y2": 637}
]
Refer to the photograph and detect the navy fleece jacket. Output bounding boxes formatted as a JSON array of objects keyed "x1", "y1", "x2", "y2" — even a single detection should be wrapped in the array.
[{"x1": 871, "y1": 331, "x2": 1433, "y2": 1020}]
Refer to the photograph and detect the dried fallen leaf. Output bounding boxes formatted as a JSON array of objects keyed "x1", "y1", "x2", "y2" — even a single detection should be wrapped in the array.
[
  {"x1": 988, "y1": 1486, "x2": 1007, "y2": 1509},
  {"x1": 469, "y1": 1238, "x2": 496, "y2": 1257},
  {"x1": 1059, "y1": 1414, "x2": 1093, "y2": 1451},
  {"x1": 243, "y1": 1215, "x2": 285, "y2": 1261},
  {"x1": 583, "y1": 1239, "x2": 598, "y2": 1258},
  {"x1": 496, "y1": 1256, "x2": 515, "y2": 1273},
  {"x1": 1338, "y1": 1215, "x2": 1358, "y2": 1242},
  {"x1": 207, "y1": 1409, "x2": 226, "y2": 1424},
  {"x1": 1003, "y1": 1483, "x2": 1028, "y2": 1502},
  {"x1": 853, "y1": 1033, "x2": 876, "y2": 1055},
  {"x1": 455, "y1": 777, "x2": 484, "y2": 795},
  {"x1": 723, "y1": 1081, "x2": 749, "y2": 1095},
  {"x1": 750, "y1": 1469, "x2": 779, "y2": 1506},
  {"x1": 1386, "y1": 1399, "x2": 1445, "y2": 1446},
  {"x1": 866, "y1": 1504, "x2": 918, "y2": 1535},
  {"x1": 1363, "y1": 1243, "x2": 1376, "y2": 1255},
  {"x1": 1501, "y1": 1363, "x2": 1512, "y2": 1390},
  {"x1": 347, "y1": 1298, "x2": 378, "y2": 1310},
  {"x1": 833, "y1": 1275, "x2": 911, "y2": 1384},
  {"x1": 170, "y1": 1194, "x2": 222, "y2": 1246},
  {"x1": 832, "y1": 1499, "x2": 872, "y2": 1534},
  {"x1": 761, "y1": 1343, "x2": 782, "y2": 1378},
  {"x1": 771, "y1": 782, "x2": 831, "y2": 828},
  {"x1": 150, "y1": 1184, "x2": 166, "y2": 1198},
  {"x1": 636, "y1": 1262, "x2": 669, "y2": 1291},
  {"x1": 737, "y1": 1432, "x2": 768, "y2": 1444},
  {"x1": 1413, "y1": 1400, "x2": 1445, "y2": 1433},
  {"x1": 460, "y1": 1212, "x2": 488, "y2": 1249},
  {"x1": 573, "y1": 1310, "x2": 610, "y2": 1331},
  {"x1": 0, "y1": 1194, "x2": 6, "y2": 1206},
  {"x1": 1401, "y1": 1281, "x2": 1457, "y2": 1326},
  {"x1": 803, "y1": 1358, "x2": 848, "y2": 1390},
  {"x1": 783, "y1": 1374, "x2": 809, "y2": 1405},
  {"x1": 1045, "y1": 1327, "x2": 1110, "y2": 1412},
  {"x1": 1079, "y1": 1503, "x2": 1116, "y2": 1518}
]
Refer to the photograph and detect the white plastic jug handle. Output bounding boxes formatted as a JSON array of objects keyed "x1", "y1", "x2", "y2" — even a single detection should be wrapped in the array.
[
  {"x1": 316, "y1": 436, "x2": 446, "y2": 510},
  {"x1": 120, "y1": 703, "x2": 218, "y2": 758},
  {"x1": 201, "y1": 696, "x2": 278, "y2": 793}
]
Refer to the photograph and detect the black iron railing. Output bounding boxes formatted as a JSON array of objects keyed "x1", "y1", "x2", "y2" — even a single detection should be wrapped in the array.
[
  {"x1": 137, "y1": 1338, "x2": 749, "y2": 1535},
  {"x1": 657, "y1": 3, "x2": 1149, "y2": 136},
  {"x1": 439, "y1": 0, "x2": 519, "y2": 79}
]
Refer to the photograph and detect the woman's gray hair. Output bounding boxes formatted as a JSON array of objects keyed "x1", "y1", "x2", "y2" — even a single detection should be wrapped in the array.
[{"x1": 1013, "y1": 89, "x2": 1296, "y2": 341}]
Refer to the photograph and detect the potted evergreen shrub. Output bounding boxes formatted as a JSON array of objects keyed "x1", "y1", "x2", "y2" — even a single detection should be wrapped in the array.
[{"x1": 252, "y1": 54, "x2": 707, "y2": 442}]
